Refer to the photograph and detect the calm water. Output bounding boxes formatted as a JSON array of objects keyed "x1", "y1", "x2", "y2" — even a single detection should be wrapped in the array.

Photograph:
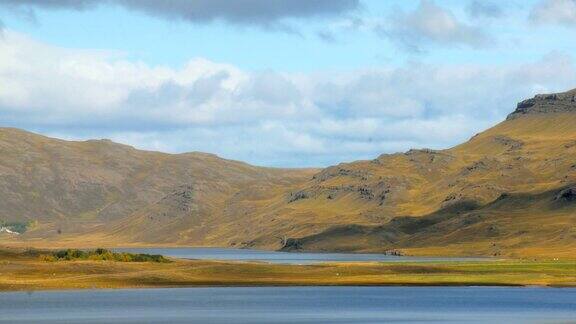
[
  {"x1": 1, "y1": 287, "x2": 575, "y2": 323},
  {"x1": 114, "y1": 247, "x2": 489, "y2": 264}
]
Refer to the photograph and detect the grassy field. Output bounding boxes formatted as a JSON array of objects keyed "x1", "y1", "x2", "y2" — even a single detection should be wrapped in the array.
[{"x1": 1, "y1": 248, "x2": 575, "y2": 291}]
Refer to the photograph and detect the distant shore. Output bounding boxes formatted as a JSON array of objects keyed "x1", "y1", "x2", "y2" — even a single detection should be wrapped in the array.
[{"x1": 1, "y1": 248, "x2": 575, "y2": 291}]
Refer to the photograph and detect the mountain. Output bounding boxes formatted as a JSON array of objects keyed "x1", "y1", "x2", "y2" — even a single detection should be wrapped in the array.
[
  {"x1": 0, "y1": 128, "x2": 316, "y2": 246},
  {"x1": 2, "y1": 89, "x2": 576, "y2": 258},
  {"x1": 274, "y1": 89, "x2": 576, "y2": 258}
]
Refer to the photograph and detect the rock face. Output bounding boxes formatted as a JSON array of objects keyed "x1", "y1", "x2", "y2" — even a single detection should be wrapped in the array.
[
  {"x1": 281, "y1": 238, "x2": 302, "y2": 251},
  {"x1": 554, "y1": 186, "x2": 576, "y2": 202},
  {"x1": 508, "y1": 89, "x2": 576, "y2": 119}
]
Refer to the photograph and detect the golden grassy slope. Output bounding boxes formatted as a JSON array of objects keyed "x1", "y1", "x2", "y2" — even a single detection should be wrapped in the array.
[
  {"x1": 0, "y1": 127, "x2": 316, "y2": 247},
  {"x1": 256, "y1": 113, "x2": 576, "y2": 257}
]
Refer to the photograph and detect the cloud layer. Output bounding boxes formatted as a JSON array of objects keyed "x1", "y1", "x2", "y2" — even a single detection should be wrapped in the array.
[
  {"x1": 0, "y1": 0, "x2": 360, "y2": 30},
  {"x1": 1, "y1": 31, "x2": 575, "y2": 167},
  {"x1": 530, "y1": 0, "x2": 576, "y2": 26},
  {"x1": 375, "y1": 0, "x2": 491, "y2": 52}
]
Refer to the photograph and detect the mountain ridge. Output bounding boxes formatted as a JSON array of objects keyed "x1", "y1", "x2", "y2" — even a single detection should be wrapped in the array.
[{"x1": 1, "y1": 89, "x2": 576, "y2": 258}]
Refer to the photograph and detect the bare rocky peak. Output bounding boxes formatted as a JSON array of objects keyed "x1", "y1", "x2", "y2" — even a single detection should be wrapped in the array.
[{"x1": 507, "y1": 88, "x2": 576, "y2": 120}]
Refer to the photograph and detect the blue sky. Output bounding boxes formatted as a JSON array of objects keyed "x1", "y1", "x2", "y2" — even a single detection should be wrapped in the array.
[
  {"x1": 0, "y1": 0, "x2": 576, "y2": 167},
  {"x1": 0, "y1": 0, "x2": 555, "y2": 70}
]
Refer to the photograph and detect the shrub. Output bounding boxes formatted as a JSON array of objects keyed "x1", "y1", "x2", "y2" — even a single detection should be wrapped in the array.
[{"x1": 42, "y1": 248, "x2": 170, "y2": 263}]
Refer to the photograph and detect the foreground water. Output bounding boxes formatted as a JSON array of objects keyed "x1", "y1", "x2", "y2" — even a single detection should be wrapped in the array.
[
  {"x1": 1, "y1": 287, "x2": 575, "y2": 323},
  {"x1": 114, "y1": 247, "x2": 489, "y2": 264}
]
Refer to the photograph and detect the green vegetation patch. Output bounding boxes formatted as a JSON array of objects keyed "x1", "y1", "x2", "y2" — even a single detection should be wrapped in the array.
[{"x1": 40, "y1": 248, "x2": 170, "y2": 263}]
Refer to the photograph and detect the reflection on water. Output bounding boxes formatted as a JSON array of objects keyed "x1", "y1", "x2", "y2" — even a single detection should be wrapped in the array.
[{"x1": 1, "y1": 287, "x2": 575, "y2": 323}]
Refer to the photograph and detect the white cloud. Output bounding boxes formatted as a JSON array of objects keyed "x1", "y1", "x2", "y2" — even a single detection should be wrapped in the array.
[
  {"x1": 1, "y1": 31, "x2": 575, "y2": 167},
  {"x1": 377, "y1": 0, "x2": 492, "y2": 52},
  {"x1": 530, "y1": 0, "x2": 576, "y2": 26}
]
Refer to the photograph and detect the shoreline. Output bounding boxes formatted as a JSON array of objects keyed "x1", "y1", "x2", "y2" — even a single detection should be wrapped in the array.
[
  {"x1": 1, "y1": 249, "x2": 575, "y2": 291},
  {"x1": 2, "y1": 279, "x2": 574, "y2": 291},
  {"x1": 2, "y1": 242, "x2": 565, "y2": 261},
  {"x1": 1, "y1": 283, "x2": 556, "y2": 294}
]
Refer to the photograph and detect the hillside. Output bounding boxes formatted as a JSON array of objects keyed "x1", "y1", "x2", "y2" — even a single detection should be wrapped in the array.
[
  {"x1": 273, "y1": 89, "x2": 576, "y2": 258},
  {"x1": 2, "y1": 89, "x2": 576, "y2": 258},
  {"x1": 0, "y1": 129, "x2": 316, "y2": 246}
]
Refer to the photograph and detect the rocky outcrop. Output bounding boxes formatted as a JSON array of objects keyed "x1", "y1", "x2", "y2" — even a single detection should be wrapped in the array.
[
  {"x1": 508, "y1": 89, "x2": 576, "y2": 119},
  {"x1": 158, "y1": 185, "x2": 195, "y2": 214},
  {"x1": 281, "y1": 238, "x2": 302, "y2": 251},
  {"x1": 493, "y1": 135, "x2": 523, "y2": 151},
  {"x1": 288, "y1": 190, "x2": 310, "y2": 203},
  {"x1": 554, "y1": 186, "x2": 576, "y2": 202},
  {"x1": 312, "y1": 165, "x2": 372, "y2": 182}
]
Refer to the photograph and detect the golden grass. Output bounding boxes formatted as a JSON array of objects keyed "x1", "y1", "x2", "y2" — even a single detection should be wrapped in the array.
[{"x1": 0, "y1": 249, "x2": 574, "y2": 291}]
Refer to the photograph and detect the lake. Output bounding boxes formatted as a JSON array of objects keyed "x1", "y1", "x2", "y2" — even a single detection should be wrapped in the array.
[
  {"x1": 114, "y1": 247, "x2": 490, "y2": 264},
  {"x1": 1, "y1": 287, "x2": 575, "y2": 323}
]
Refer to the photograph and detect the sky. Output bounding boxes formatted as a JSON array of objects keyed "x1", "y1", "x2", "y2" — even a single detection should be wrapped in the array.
[{"x1": 1, "y1": 0, "x2": 576, "y2": 167}]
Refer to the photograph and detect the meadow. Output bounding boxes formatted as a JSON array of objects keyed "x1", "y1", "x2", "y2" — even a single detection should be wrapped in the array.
[{"x1": 1, "y1": 248, "x2": 574, "y2": 291}]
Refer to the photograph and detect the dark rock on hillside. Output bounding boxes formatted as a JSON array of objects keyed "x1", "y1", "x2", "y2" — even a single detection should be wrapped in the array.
[
  {"x1": 508, "y1": 88, "x2": 576, "y2": 119},
  {"x1": 281, "y1": 238, "x2": 302, "y2": 251},
  {"x1": 493, "y1": 135, "x2": 523, "y2": 151},
  {"x1": 554, "y1": 186, "x2": 576, "y2": 202},
  {"x1": 312, "y1": 166, "x2": 371, "y2": 182},
  {"x1": 288, "y1": 190, "x2": 309, "y2": 203},
  {"x1": 159, "y1": 185, "x2": 195, "y2": 213}
]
